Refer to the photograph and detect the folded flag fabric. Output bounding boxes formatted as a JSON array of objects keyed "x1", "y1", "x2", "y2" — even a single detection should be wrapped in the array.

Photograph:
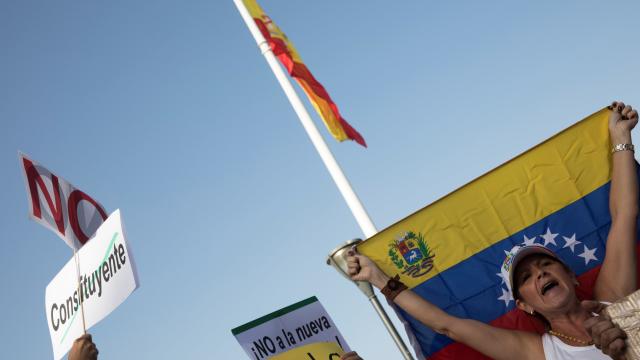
[
  {"x1": 359, "y1": 108, "x2": 640, "y2": 359},
  {"x1": 242, "y1": 0, "x2": 366, "y2": 147}
]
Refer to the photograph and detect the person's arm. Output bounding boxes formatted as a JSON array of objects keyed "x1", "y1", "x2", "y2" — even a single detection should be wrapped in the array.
[
  {"x1": 595, "y1": 101, "x2": 639, "y2": 302},
  {"x1": 395, "y1": 288, "x2": 542, "y2": 360},
  {"x1": 347, "y1": 251, "x2": 543, "y2": 360}
]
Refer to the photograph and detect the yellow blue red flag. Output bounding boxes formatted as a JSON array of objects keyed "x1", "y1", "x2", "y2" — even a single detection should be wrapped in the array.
[
  {"x1": 242, "y1": 0, "x2": 366, "y2": 147},
  {"x1": 358, "y1": 108, "x2": 640, "y2": 359}
]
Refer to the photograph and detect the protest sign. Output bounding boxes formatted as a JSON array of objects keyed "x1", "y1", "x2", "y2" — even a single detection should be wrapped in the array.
[
  {"x1": 271, "y1": 342, "x2": 344, "y2": 360},
  {"x1": 19, "y1": 152, "x2": 108, "y2": 249},
  {"x1": 232, "y1": 297, "x2": 349, "y2": 359},
  {"x1": 45, "y1": 209, "x2": 139, "y2": 360}
]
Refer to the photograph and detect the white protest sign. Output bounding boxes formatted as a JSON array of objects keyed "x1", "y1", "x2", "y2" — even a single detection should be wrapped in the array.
[
  {"x1": 232, "y1": 297, "x2": 349, "y2": 359},
  {"x1": 45, "y1": 209, "x2": 139, "y2": 360},
  {"x1": 19, "y1": 152, "x2": 108, "y2": 249}
]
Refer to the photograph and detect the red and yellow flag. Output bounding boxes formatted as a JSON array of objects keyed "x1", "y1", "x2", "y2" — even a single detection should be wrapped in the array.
[{"x1": 243, "y1": 0, "x2": 366, "y2": 147}]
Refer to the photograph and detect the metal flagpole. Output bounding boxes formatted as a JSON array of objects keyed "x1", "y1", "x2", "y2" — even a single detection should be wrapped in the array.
[{"x1": 233, "y1": 2, "x2": 415, "y2": 359}]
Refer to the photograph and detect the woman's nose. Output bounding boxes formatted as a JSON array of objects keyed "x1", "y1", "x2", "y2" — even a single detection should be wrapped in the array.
[{"x1": 535, "y1": 268, "x2": 547, "y2": 279}]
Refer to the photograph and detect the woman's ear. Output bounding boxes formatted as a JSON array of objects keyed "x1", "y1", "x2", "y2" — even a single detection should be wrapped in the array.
[{"x1": 516, "y1": 299, "x2": 533, "y2": 315}]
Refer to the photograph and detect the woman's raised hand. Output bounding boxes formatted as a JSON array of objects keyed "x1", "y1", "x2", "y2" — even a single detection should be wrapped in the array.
[
  {"x1": 609, "y1": 101, "x2": 638, "y2": 143},
  {"x1": 346, "y1": 247, "x2": 390, "y2": 289}
]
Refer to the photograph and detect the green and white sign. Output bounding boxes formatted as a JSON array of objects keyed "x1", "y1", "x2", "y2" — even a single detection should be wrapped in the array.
[
  {"x1": 45, "y1": 209, "x2": 139, "y2": 360},
  {"x1": 232, "y1": 297, "x2": 349, "y2": 359}
]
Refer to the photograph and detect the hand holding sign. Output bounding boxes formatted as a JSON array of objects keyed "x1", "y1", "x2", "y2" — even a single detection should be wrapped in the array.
[
  {"x1": 340, "y1": 352, "x2": 363, "y2": 360},
  {"x1": 68, "y1": 334, "x2": 98, "y2": 360}
]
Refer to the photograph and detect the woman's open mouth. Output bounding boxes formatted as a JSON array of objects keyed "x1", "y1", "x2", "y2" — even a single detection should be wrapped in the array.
[{"x1": 541, "y1": 280, "x2": 559, "y2": 296}]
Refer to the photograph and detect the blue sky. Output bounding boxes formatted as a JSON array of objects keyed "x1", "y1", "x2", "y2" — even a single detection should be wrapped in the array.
[{"x1": 2, "y1": 0, "x2": 639, "y2": 358}]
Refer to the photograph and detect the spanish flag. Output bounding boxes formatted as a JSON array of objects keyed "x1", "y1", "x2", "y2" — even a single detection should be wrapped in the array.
[
  {"x1": 242, "y1": 0, "x2": 366, "y2": 147},
  {"x1": 358, "y1": 108, "x2": 640, "y2": 359}
]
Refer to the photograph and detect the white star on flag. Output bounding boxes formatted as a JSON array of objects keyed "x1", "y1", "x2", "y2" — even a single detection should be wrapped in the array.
[
  {"x1": 522, "y1": 235, "x2": 537, "y2": 246},
  {"x1": 562, "y1": 234, "x2": 581, "y2": 253},
  {"x1": 496, "y1": 272, "x2": 506, "y2": 285},
  {"x1": 497, "y1": 287, "x2": 513, "y2": 306},
  {"x1": 578, "y1": 245, "x2": 598, "y2": 265},
  {"x1": 540, "y1": 228, "x2": 558, "y2": 247}
]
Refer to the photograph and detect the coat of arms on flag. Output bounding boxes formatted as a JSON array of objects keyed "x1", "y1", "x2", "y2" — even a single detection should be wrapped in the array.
[{"x1": 388, "y1": 232, "x2": 435, "y2": 278}]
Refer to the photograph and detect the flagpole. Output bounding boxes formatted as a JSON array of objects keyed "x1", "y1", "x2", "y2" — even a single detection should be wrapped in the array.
[{"x1": 233, "y1": 2, "x2": 414, "y2": 359}]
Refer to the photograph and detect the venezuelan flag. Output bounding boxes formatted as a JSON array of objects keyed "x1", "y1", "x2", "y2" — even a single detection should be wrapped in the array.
[
  {"x1": 359, "y1": 108, "x2": 640, "y2": 359},
  {"x1": 242, "y1": 0, "x2": 366, "y2": 147}
]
